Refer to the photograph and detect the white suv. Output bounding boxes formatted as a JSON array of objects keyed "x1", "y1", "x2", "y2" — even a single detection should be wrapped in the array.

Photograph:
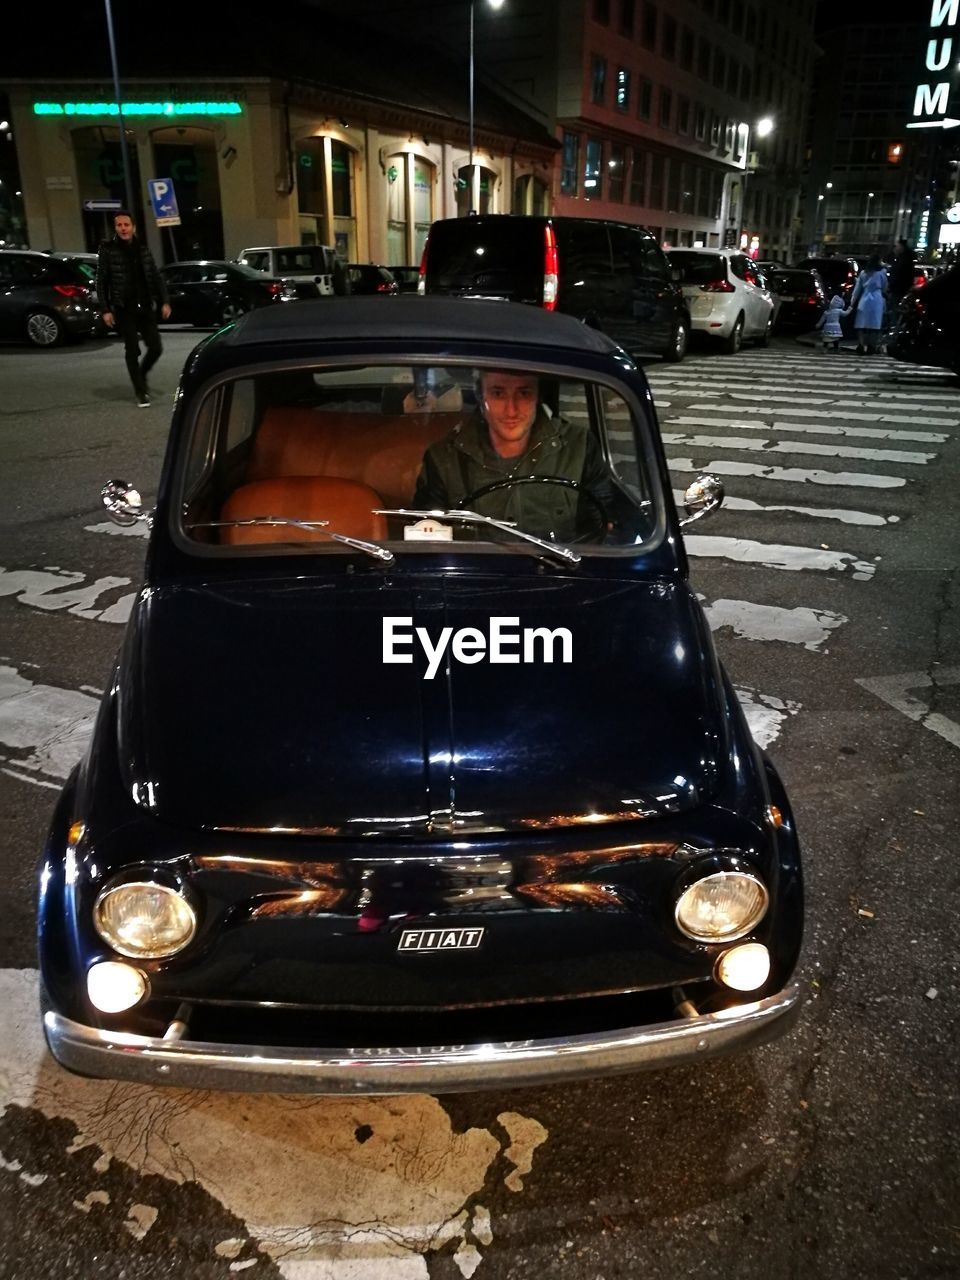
[
  {"x1": 667, "y1": 249, "x2": 774, "y2": 353},
  {"x1": 236, "y1": 244, "x2": 338, "y2": 298}
]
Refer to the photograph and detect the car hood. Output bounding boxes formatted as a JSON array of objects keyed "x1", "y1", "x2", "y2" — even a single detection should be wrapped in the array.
[{"x1": 117, "y1": 572, "x2": 731, "y2": 835}]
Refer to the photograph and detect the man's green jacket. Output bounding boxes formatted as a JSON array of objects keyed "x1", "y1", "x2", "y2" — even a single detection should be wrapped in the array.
[{"x1": 413, "y1": 408, "x2": 613, "y2": 541}]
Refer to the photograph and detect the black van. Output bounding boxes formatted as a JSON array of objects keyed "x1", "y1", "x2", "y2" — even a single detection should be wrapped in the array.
[{"x1": 419, "y1": 215, "x2": 690, "y2": 361}]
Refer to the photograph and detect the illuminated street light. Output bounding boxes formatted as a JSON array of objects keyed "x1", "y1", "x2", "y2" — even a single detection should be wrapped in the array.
[
  {"x1": 756, "y1": 116, "x2": 775, "y2": 138},
  {"x1": 468, "y1": 0, "x2": 506, "y2": 215}
]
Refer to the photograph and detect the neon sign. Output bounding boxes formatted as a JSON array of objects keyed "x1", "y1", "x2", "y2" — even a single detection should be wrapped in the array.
[
  {"x1": 908, "y1": 0, "x2": 959, "y2": 131},
  {"x1": 33, "y1": 102, "x2": 243, "y2": 117}
]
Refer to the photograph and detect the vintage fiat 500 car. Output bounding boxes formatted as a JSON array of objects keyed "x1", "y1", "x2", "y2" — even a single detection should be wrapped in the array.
[{"x1": 38, "y1": 297, "x2": 802, "y2": 1093}]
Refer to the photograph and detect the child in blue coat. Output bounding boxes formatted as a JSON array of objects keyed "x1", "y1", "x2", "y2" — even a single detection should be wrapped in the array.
[{"x1": 815, "y1": 295, "x2": 845, "y2": 351}]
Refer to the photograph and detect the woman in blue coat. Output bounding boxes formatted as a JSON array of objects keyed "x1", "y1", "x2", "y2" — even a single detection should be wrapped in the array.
[{"x1": 845, "y1": 255, "x2": 888, "y2": 354}]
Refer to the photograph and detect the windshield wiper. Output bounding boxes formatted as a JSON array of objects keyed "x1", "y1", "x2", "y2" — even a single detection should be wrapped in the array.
[
  {"x1": 374, "y1": 508, "x2": 581, "y2": 565},
  {"x1": 186, "y1": 517, "x2": 395, "y2": 563}
]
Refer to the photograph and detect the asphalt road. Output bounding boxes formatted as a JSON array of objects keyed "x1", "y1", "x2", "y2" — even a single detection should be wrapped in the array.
[{"x1": 0, "y1": 325, "x2": 958, "y2": 1280}]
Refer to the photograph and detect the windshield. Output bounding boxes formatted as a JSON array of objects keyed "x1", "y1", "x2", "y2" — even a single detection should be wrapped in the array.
[
  {"x1": 179, "y1": 363, "x2": 659, "y2": 558},
  {"x1": 668, "y1": 252, "x2": 726, "y2": 284}
]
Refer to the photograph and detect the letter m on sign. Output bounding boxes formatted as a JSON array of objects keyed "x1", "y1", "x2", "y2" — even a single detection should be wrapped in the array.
[{"x1": 914, "y1": 83, "x2": 950, "y2": 116}]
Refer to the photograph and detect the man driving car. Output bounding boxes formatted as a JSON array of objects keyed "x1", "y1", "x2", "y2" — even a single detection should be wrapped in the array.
[{"x1": 412, "y1": 370, "x2": 613, "y2": 541}]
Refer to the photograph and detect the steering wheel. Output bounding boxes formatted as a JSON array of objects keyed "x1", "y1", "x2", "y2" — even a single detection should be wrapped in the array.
[{"x1": 457, "y1": 474, "x2": 608, "y2": 544}]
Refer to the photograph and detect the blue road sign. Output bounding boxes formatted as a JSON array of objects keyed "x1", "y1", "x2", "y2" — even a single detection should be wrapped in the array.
[
  {"x1": 82, "y1": 199, "x2": 122, "y2": 212},
  {"x1": 147, "y1": 178, "x2": 181, "y2": 227}
]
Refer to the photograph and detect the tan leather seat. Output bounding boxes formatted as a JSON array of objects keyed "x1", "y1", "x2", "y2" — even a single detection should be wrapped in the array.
[
  {"x1": 247, "y1": 408, "x2": 459, "y2": 508},
  {"x1": 220, "y1": 476, "x2": 387, "y2": 545}
]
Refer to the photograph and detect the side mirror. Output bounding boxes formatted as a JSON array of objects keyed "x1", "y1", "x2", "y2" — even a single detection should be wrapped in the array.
[
  {"x1": 679, "y1": 473, "x2": 724, "y2": 527},
  {"x1": 101, "y1": 479, "x2": 152, "y2": 528}
]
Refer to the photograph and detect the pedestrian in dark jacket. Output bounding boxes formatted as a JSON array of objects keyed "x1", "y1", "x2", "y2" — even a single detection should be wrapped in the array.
[{"x1": 96, "y1": 211, "x2": 170, "y2": 407}]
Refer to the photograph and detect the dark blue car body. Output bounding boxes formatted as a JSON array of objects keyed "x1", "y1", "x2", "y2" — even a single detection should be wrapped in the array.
[{"x1": 38, "y1": 298, "x2": 802, "y2": 1093}]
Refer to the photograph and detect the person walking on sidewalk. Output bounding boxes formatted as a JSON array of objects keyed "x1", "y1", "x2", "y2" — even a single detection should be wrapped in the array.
[
  {"x1": 96, "y1": 211, "x2": 171, "y2": 406},
  {"x1": 844, "y1": 254, "x2": 888, "y2": 355}
]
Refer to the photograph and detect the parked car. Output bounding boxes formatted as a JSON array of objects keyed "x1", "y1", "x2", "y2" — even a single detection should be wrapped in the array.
[
  {"x1": 388, "y1": 265, "x2": 420, "y2": 293},
  {"x1": 667, "y1": 248, "x2": 775, "y2": 353},
  {"x1": 767, "y1": 267, "x2": 827, "y2": 331},
  {"x1": 420, "y1": 214, "x2": 691, "y2": 362},
  {"x1": 887, "y1": 265, "x2": 960, "y2": 376},
  {"x1": 346, "y1": 263, "x2": 399, "y2": 294},
  {"x1": 161, "y1": 260, "x2": 297, "y2": 326},
  {"x1": 39, "y1": 296, "x2": 802, "y2": 1093},
  {"x1": 0, "y1": 249, "x2": 99, "y2": 347},
  {"x1": 237, "y1": 244, "x2": 338, "y2": 298},
  {"x1": 793, "y1": 256, "x2": 859, "y2": 305}
]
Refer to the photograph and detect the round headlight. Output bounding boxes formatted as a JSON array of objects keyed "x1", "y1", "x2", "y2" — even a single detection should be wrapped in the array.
[
  {"x1": 94, "y1": 880, "x2": 197, "y2": 959},
  {"x1": 675, "y1": 871, "x2": 768, "y2": 943}
]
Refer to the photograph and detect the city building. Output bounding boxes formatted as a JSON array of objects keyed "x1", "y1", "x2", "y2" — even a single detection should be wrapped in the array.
[
  {"x1": 0, "y1": 6, "x2": 556, "y2": 265},
  {"x1": 333, "y1": 0, "x2": 819, "y2": 261},
  {"x1": 800, "y1": 15, "x2": 948, "y2": 260}
]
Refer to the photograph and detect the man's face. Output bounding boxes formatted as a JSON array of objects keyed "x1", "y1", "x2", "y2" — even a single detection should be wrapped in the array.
[
  {"x1": 114, "y1": 216, "x2": 135, "y2": 241},
  {"x1": 479, "y1": 372, "x2": 538, "y2": 458}
]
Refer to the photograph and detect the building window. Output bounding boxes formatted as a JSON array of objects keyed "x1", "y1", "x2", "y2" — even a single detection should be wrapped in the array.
[
  {"x1": 629, "y1": 148, "x2": 647, "y2": 204},
  {"x1": 561, "y1": 132, "x2": 579, "y2": 195},
  {"x1": 694, "y1": 104, "x2": 707, "y2": 140},
  {"x1": 726, "y1": 56, "x2": 739, "y2": 95},
  {"x1": 650, "y1": 154, "x2": 665, "y2": 208},
  {"x1": 616, "y1": 67, "x2": 631, "y2": 111},
  {"x1": 712, "y1": 48, "x2": 726, "y2": 90},
  {"x1": 680, "y1": 26, "x2": 695, "y2": 69},
  {"x1": 698, "y1": 37, "x2": 711, "y2": 80},
  {"x1": 638, "y1": 78, "x2": 652, "y2": 120},
  {"x1": 620, "y1": 0, "x2": 635, "y2": 36},
  {"x1": 641, "y1": 1, "x2": 658, "y2": 49},
  {"x1": 585, "y1": 138, "x2": 603, "y2": 197},
  {"x1": 330, "y1": 140, "x2": 353, "y2": 216},
  {"x1": 677, "y1": 96, "x2": 690, "y2": 135},
  {"x1": 659, "y1": 88, "x2": 673, "y2": 129},
  {"x1": 593, "y1": 0, "x2": 610, "y2": 22},
  {"x1": 710, "y1": 112, "x2": 721, "y2": 147},
  {"x1": 662, "y1": 14, "x2": 677, "y2": 59},
  {"x1": 609, "y1": 142, "x2": 625, "y2": 201},
  {"x1": 591, "y1": 56, "x2": 607, "y2": 105}
]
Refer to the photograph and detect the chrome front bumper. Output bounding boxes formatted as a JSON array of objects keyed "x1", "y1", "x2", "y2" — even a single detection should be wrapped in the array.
[{"x1": 44, "y1": 985, "x2": 800, "y2": 1093}]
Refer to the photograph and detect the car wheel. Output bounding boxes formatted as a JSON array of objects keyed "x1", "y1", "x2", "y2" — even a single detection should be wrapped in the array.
[
  {"x1": 25, "y1": 310, "x2": 65, "y2": 348},
  {"x1": 720, "y1": 314, "x2": 744, "y2": 355},
  {"x1": 756, "y1": 317, "x2": 773, "y2": 348},
  {"x1": 219, "y1": 299, "x2": 249, "y2": 324},
  {"x1": 663, "y1": 318, "x2": 689, "y2": 362}
]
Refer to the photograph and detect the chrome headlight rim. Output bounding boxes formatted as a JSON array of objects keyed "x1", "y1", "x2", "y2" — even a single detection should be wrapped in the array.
[
  {"x1": 674, "y1": 867, "x2": 770, "y2": 944},
  {"x1": 93, "y1": 876, "x2": 198, "y2": 960}
]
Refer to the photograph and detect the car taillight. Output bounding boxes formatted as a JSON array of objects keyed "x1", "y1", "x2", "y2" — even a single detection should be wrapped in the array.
[
  {"x1": 914, "y1": 274, "x2": 927, "y2": 288},
  {"x1": 699, "y1": 279, "x2": 735, "y2": 293},
  {"x1": 265, "y1": 281, "x2": 283, "y2": 295},
  {"x1": 543, "y1": 224, "x2": 558, "y2": 310},
  {"x1": 376, "y1": 282, "x2": 393, "y2": 292},
  {"x1": 417, "y1": 240, "x2": 428, "y2": 296},
  {"x1": 54, "y1": 284, "x2": 88, "y2": 299}
]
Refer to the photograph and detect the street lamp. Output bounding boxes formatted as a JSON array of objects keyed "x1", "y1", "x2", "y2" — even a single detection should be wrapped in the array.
[
  {"x1": 468, "y1": 0, "x2": 505, "y2": 215},
  {"x1": 103, "y1": 0, "x2": 135, "y2": 216},
  {"x1": 739, "y1": 116, "x2": 774, "y2": 256}
]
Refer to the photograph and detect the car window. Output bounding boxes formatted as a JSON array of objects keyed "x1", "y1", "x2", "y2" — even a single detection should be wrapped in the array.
[
  {"x1": 276, "y1": 247, "x2": 327, "y2": 274},
  {"x1": 0, "y1": 259, "x2": 13, "y2": 284},
  {"x1": 561, "y1": 222, "x2": 612, "y2": 278},
  {"x1": 668, "y1": 252, "x2": 725, "y2": 283},
  {"x1": 241, "y1": 252, "x2": 270, "y2": 272},
  {"x1": 178, "y1": 363, "x2": 659, "y2": 558},
  {"x1": 729, "y1": 255, "x2": 749, "y2": 282}
]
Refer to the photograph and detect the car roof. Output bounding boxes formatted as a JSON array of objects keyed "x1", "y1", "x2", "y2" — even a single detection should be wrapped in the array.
[
  {"x1": 218, "y1": 296, "x2": 619, "y2": 353},
  {"x1": 163, "y1": 259, "x2": 235, "y2": 267}
]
